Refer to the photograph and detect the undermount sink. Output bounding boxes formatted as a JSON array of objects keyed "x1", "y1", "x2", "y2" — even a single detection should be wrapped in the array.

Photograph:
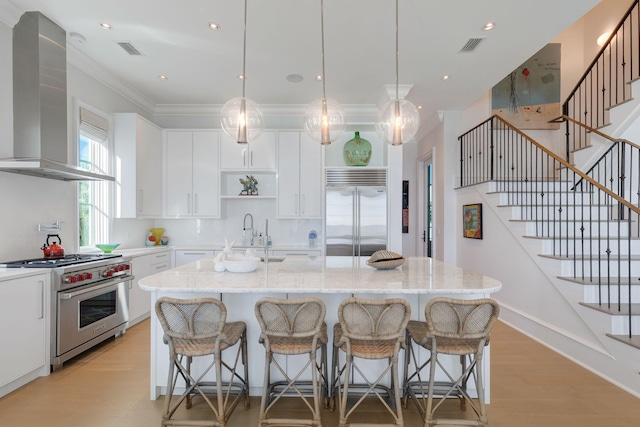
[{"x1": 260, "y1": 256, "x2": 286, "y2": 262}]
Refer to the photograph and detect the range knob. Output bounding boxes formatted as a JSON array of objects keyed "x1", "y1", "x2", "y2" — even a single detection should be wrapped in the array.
[
  {"x1": 84, "y1": 272, "x2": 93, "y2": 280},
  {"x1": 102, "y1": 269, "x2": 114, "y2": 278},
  {"x1": 75, "y1": 274, "x2": 84, "y2": 282},
  {"x1": 65, "y1": 275, "x2": 77, "y2": 284}
]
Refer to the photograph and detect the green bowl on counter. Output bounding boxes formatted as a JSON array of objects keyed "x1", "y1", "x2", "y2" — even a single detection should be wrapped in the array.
[{"x1": 95, "y1": 243, "x2": 120, "y2": 253}]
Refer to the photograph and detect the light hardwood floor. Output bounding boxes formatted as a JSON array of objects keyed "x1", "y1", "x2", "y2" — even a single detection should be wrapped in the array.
[{"x1": 1, "y1": 318, "x2": 639, "y2": 426}]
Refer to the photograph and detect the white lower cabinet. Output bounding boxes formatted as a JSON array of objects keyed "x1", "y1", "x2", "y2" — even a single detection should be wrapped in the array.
[
  {"x1": 0, "y1": 273, "x2": 49, "y2": 397},
  {"x1": 174, "y1": 250, "x2": 216, "y2": 267},
  {"x1": 130, "y1": 251, "x2": 171, "y2": 325},
  {"x1": 271, "y1": 249, "x2": 322, "y2": 257}
]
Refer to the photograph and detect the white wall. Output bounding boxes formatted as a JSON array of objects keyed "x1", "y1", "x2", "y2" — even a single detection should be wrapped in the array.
[{"x1": 401, "y1": 142, "x2": 417, "y2": 256}]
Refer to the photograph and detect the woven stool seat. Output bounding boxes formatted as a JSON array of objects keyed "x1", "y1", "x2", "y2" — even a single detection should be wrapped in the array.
[{"x1": 406, "y1": 320, "x2": 488, "y2": 356}]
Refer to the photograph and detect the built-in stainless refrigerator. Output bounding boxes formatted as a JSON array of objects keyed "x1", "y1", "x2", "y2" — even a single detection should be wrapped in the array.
[{"x1": 325, "y1": 169, "x2": 387, "y2": 256}]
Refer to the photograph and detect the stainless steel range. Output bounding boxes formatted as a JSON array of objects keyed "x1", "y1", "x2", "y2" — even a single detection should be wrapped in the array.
[{"x1": 1, "y1": 254, "x2": 133, "y2": 370}]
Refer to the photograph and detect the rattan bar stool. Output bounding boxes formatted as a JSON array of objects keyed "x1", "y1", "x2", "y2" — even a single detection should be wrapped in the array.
[
  {"x1": 254, "y1": 297, "x2": 328, "y2": 427},
  {"x1": 331, "y1": 297, "x2": 411, "y2": 427},
  {"x1": 403, "y1": 297, "x2": 499, "y2": 427},
  {"x1": 155, "y1": 297, "x2": 249, "y2": 427}
]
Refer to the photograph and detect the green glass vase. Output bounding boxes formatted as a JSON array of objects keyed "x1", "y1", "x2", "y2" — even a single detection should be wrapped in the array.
[{"x1": 343, "y1": 131, "x2": 372, "y2": 166}]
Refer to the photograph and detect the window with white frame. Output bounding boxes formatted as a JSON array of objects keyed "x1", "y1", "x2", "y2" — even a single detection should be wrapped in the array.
[{"x1": 77, "y1": 105, "x2": 113, "y2": 248}]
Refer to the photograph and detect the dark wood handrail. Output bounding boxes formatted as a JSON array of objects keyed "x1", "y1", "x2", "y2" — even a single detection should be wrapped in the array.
[
  {"x1": 559, "y1": 114, "x2": 640, "y2": 150},
  {"x1": 463, "y1": 114, "x2": 640, "y2": 216},
  {"x1": 564, "y1": 0, "x2": 639, "y2": 104}
]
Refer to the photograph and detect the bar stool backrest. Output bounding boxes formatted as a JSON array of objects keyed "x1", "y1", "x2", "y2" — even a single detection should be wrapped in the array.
[
  {"x1": 156, "y1": 297, "x2": 227, "y2": 342},
  {"x1": 338, "y1": 297, "x2": 411, "y2": 342},
  {"x1": 255, "y1": 297, "x2": 326, "y2": 339},
  {"x1": 425, "y1": 297, "x2": 500, "y2": 340}
]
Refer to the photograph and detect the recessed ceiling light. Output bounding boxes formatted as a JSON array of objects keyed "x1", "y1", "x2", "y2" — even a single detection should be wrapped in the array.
[
  {"x1": 208, "y1": 22, "x2": 220, "y2": 31},
  {"x1": 99, "y1": 22, "x2": 112, "y2": 30},
  {"x1": 69, "y1": 32, "x2": 86, "y2": 43},
  {"x1": 158, "y1": 75, "x2": 168, "y2": 81},
  {"x1": 417, "y1": 105, "x2": 423, "y2": 110},
  {"x1": 238, "y1": 75, "x2": 245, "y2": 80},
  {"x1": 442, "y1": 75, "x2": 450, "y2": 80},
  {"x1": 316, "y1": 75, "x2": 323, "y2": 81},
  {"x1": 482, "y1": 22, "x2": 496, "y2": 31},
  {"x1": 286, "y1": 74, "x2": 304, "y2": 83}
]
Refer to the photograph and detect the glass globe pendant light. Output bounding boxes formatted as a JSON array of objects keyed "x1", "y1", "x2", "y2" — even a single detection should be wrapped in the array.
[
  {"x1": 220, "y1": 0, "x2": 263, "y2": 144},
  {"x1": 375, "y1": 0, "x2": 419, "y2": 146},
  {"x1": 304, "y1": 0, "x2": 346, "y2": 145}
]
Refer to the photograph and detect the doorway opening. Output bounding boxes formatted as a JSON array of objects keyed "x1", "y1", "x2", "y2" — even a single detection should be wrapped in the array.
[{"x1": 418, "y1": 153, "x2": 434, "y2": 257}]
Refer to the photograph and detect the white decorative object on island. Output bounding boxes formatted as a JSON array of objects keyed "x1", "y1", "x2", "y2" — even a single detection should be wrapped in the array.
[{"x1": 139, "y1": 256, "x2": 501, "y2": 399}]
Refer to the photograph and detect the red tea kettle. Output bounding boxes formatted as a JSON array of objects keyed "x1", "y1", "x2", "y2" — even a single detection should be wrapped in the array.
[{"x1": 42, "y1": 234, "x2": 65, "y2": 258}]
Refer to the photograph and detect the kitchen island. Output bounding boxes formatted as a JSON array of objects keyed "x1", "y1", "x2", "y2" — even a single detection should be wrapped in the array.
[{"x1": 139, "y1": 255, "x2": 502, "y2": 398}]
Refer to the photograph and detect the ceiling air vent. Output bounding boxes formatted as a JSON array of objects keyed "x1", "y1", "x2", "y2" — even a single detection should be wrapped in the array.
[
  {"x1": 117, "y1": 41, "x2": 143, "y2": 56},
  {"x1": 459, "y1": 37, "x2": 485, "y2": 53}
]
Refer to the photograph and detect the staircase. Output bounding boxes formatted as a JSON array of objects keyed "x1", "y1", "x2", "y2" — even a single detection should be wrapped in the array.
[
  {"x1": 458, "y1": 115, "x2": 640, "y2": 352},
  {"x1": 495, "y1": 179, "x2": 640, "y2": 349}
]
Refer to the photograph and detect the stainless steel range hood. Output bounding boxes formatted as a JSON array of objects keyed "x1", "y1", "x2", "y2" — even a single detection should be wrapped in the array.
[{"x1": 0, "y1": 12, "x2": 114, "y2": 181}]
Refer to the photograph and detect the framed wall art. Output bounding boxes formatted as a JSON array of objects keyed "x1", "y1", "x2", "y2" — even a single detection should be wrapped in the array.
[{"x1": 463, "y1": 203, "x2": 482, "y2": 239}]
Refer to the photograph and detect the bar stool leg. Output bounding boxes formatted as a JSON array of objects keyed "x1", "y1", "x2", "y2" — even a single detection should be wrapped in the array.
[
  {"x1": 242, "y1": 329, "x2": 250, "y2": 408},
  {"x1": 162, "y1": 354, "x2": 176, "y2": 426},
  {"x1": 258, "y1": 349, "x2": 272, "y2": 427},
  {"x1": 392, "y1": 352, "x2": 403, "y2": 426},
  {"x1": 338, "y1": 355, "x2": 351, "y2": 427}
]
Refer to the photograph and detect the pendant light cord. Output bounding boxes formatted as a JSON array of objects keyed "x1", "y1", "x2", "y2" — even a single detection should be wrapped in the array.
[
  {"x1": 241, "y1": 0, "x2": 247, "y2": 98},
  {"x1": 321, "y1": 0, "x2": 327, "y2": 100},
  {"x1": 395, "y1": 0, "x2": 399, "y2": 101}
]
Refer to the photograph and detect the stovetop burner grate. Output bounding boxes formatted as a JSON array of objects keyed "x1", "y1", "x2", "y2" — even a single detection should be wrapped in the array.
[{"x1": 0, "y1": 253, "x2": 122, "y2": 268}]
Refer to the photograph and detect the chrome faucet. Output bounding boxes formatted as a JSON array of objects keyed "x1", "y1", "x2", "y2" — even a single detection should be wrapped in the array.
[{"x1": 243, "y1": 213, "x2": 254, "y2": 245}]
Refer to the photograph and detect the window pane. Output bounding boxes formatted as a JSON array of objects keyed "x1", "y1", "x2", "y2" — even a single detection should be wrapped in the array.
[{"x1": 77, "y1": 109, "x2": 111, "y2": 248}]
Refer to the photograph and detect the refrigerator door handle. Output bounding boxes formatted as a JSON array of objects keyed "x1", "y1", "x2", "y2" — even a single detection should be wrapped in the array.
[
  {"x1": 352, "y1": 189, "x2": 357, "y2": 257},
  {"x1": 355, "y1": 188, "x2": 361, "y2": 257}
]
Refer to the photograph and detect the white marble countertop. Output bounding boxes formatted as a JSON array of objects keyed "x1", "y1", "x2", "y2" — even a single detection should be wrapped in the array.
[{"x1": 138, "y1": 256, "x2": 502, "y2": 295}]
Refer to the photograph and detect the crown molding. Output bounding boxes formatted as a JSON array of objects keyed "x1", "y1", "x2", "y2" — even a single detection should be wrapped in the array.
[
  {"x1": 67, "y1": 44, "x2": 157, "y2": 114},
  {"x1": 153, "y1": 103, "x2": 379, "y2": 122},
  {"x1": 0, "y1": 2, "x2": 22, "y2": 28}
]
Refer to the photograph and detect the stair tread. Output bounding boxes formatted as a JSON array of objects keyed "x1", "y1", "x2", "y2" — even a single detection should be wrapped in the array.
[
  {"x1": 558, "y1": 276, "x2": 640, "y2": 286},
  {"x1": 523, "y1": 235, "x2": 640, "y2": 240},
  {"x1": 579, "y1": 302, "x2": 640, "y2": 315},
  {"x1": 606, "y1": 334, "x2": 640, "y2": 350},
  {"x1": 498, "y1": 204, "x2": 611, "y2": 208},
  {"x1": 487, "y1": 190, "x2": 593, "y2": 195},
  {"x1": 541, "y1": 254, "x2": 640, "y2": 261},
  {"x1": 510, "y1": 218, "x2": 633, "y2": 223}
]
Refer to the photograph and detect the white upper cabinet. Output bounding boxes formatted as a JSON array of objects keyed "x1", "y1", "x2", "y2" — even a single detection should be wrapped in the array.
[
  {"x1": 277, "y1": 131, "x2": 323, "y2": 218},
  {"x1": 114, "y1": 113, "x2": 164, "y2": 218},
  {"x1": 165, "y1": 130, "x2": 220, "y2": 218},
  {"x1": 220, "y1": 131, "x2": 277, "y2": 170}
]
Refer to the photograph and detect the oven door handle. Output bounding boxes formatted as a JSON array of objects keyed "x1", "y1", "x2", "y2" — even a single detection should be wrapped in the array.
[{"x1": 59, "y1": 276, "x2": 134, "y2": 300}]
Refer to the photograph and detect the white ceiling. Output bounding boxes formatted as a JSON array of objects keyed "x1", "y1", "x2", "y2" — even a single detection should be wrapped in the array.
[{"x1": 1, "y1": 0, "x2": 600, "y2": 130}]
